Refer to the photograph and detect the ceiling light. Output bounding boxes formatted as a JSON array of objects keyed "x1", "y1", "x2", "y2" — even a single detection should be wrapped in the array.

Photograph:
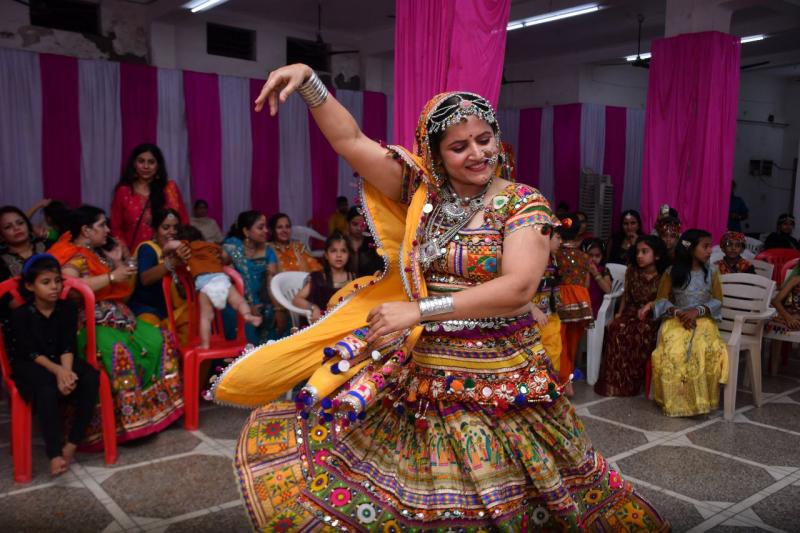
[
  {"x1": 184, "y1": 0, "x2": 229, "y2": 13},
  {"x1": 625, "y1": 52, "x2": 651, "y2": 61},
  {"x1": 624, "y1": 34, "x2": 768, "y2": 61},
  {"x1": 507, "y1": 3, "x2": 601, "y2": 31},
  {"x1": 740, "y1": 34, "x2": 766, "y2": 44}
]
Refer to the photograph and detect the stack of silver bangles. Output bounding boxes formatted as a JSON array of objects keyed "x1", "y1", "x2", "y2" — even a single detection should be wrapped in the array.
[
  {"x1": 298, "y1": 72, "x2": 328, "y2": 108},
  {"x1": 418, "y1": 296, "x2": 455, "y2": 318}
]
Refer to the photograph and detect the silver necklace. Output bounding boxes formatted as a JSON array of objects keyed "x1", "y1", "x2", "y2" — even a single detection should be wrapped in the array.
[{"x1": 418, "y1": 178, "x2": 493, "y2": 269}]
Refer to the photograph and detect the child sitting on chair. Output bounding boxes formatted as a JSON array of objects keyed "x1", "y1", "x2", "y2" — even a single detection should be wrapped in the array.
[
  {"x1": 177, "y1": 226, "x2": 262, "y2": 348},
  {"x1": 715, "y1": 231, "x2": 756, "y2": 274},
  {"x1": 8, "y1": 254, "x2": 100, "y2": 476}
]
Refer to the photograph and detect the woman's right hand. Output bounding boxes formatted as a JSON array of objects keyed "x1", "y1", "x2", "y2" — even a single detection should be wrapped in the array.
[
  {"x1": 254, "y1": 64, "x2": 313, "y2": 115},
  {"x1": 111, "y1": 264, "x2": 137, "y2": 283}
]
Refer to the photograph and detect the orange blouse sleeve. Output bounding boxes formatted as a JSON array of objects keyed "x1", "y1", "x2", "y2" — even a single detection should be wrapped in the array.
[{"x1": 165, "y1": 181, "x2": 189, "y2": 224}]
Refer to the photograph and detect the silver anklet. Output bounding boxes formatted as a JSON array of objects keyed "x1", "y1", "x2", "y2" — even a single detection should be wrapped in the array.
[
  {"x1": 297, "y1": 72, "x2": 328, "y2": 108},
  {"x1": 418, "y1": 296, "x2": 455, "y2": 318}
]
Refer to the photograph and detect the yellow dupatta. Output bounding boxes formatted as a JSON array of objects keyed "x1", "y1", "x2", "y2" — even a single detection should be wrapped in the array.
[{"x1": 213, "y1": 92, "x2": 509, "y2": 407}]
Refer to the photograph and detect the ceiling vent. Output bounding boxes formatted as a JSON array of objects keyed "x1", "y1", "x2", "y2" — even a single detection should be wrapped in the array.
[{"x1": 207, "y1": 23, "x2": 255, "y2": 61}]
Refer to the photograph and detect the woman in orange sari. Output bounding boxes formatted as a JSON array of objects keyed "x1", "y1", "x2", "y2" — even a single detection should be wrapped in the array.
[
  {"x1": 267, "y1": 212, "x2": 322, "y2": 272},
  {"x1": 50, "y1": 205, "x2": 184, "y2": 444}
]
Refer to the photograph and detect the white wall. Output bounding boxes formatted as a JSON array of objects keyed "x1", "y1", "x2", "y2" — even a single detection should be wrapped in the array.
[
  {"x1": 733, "y1": 73, "x2": 798, "y2": 235},
  {"x1": 0, "y1": 0, "x2": 149, "y2": 61}
]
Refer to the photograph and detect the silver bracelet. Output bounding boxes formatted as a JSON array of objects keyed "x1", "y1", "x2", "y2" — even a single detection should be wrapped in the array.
[
  {"x1": 418, "y1": 296, "x2": 455, "y2": 318},
  {"x1": 297, "y1": 72, "x2": 328, "y2": 108},
  {"x1": 696, "y1": 305, "x2": 706, "y2": 317}
]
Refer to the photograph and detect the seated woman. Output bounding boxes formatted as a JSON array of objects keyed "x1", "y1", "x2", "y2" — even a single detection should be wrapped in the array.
[
  {"x1": 595, "y1": 235, "x2": 668, "y2": 397},
  {"x1": 715, "y1": 231, "x2": 755, "y2": 274},
  {"x1": 223, "y1": 210, "x2": 285, "y2": 343},
  {"x1": 49, "y1": 205, "x2": 184, "y2": 444},
  {"x1": 127, "y1": 209, "x2": 192, "y2": 342},
  {"x1": 651, "y1": 229, "x2": 728, "y2": 417},
  {"x1": 763, "y1": 213, "x2": 799, "y2": 250},
  {"x1": 606, "y1": 209, "x2": 643, "y2": 264},
  {"x1": 292, "y1": 232, "x2": 354, "y2": 323},
  {"x1": 1, "y1": 206, "x2": 48, "y2": 324},
  {"x1": 267, "y1": 212, "x2": 322, "y2": 273}
]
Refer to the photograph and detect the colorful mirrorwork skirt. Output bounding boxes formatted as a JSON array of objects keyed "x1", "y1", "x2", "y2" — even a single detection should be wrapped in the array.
[{"x1": 235, "y1": 317, "x2": 668, "y2": 531}]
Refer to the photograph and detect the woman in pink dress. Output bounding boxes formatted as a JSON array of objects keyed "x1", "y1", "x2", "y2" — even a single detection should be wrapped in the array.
[{"x1": 111, "y1": 143, "x2": 189, "y2": 250}]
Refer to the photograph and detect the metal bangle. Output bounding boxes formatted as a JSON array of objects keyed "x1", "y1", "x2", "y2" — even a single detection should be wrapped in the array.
[
  {"x1": 297, "y1": 72, "x2": 328, "y2": 108},
  {"x1": 418, "y1": 296, "x2": 455, "y2": 318},
  {"x1": 696, "y1": 305, "x2": 706, "y2": 317}
]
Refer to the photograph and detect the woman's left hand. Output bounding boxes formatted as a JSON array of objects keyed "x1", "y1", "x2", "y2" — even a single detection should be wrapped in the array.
[{"x1": 365, "y1": 301, "x2": 421, "y2": 343}]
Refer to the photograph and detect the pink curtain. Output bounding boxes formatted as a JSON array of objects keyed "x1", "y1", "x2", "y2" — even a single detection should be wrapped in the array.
[
  {"x1": 642, "y1": 31, "x2": 740, "y2": 239},
  {"x1": 120, "y1": 63, "x2": 158, "y2": 162},
  {"x1": 517, "y1": 107, "x2": 542, "y2": 187},
  {"x1": 250, "y1": 79, "x2": 280, "y2": 218},
  {"x1": 553, "y1": 104, "x2": 581, "y2": 211},
  {"x1": 183, "y1": 71, "x2": 223, "y2": 225},
  {"x1": 604, "y1": 106, "x2": 627, "y2": 229},
  {"x1": 40, "y1": 54, "x2": 82, "y2": 207},
  {"x1": 309, "y1": 88, "x2": 339, "y2": 225},
  {"x1": 393, "y1": 0, "x2": 511, "y2": 149},
  {"x1": 362, "y1": 91, "x2": 388, "y2": 143}
]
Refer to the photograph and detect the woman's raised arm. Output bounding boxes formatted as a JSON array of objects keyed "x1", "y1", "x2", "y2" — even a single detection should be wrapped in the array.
[{"x1": 255, "y1": 64, "x2": 403, "y2": 201}]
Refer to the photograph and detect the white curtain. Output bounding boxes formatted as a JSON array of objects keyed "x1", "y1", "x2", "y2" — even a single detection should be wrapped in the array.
[
  {"x1": 497, "y1": 109, "x2": 520, "y2": 156},
  {"x1": 219, "y1": 75, "x2": 253, "y2": 229},
  {"x1": 538, "y1": 106, "x2": 555, "y2": 201},
  {"x1": 156, "y1": 68, "x2": 191, "y2": 208},
  {"x1": 580, "y1": 103, "x2": 606, "y2": 175},
  {"x1": 0, "y1": 48, "x2": 43, "y2": 212},
  {"x1": 622, "y1": 108, "x2": 646, "y2": 212},
  {"x1": 278, "y1": 94, "x2": 312, "y2": 226},
  {"x1": 336, "y1": 90, "x2": 363, "y2": 203},
  {"x1": 79, "y1": 59, "x2": 121, "y2": 214}
]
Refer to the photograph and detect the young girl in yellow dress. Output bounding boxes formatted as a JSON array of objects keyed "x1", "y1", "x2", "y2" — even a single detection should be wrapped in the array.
[
  {"x1": 530, "y1": 229, "x2": 563, "y2": 373},
  {"x1": 652, "y1": 229, "x2": 729, "y2": 417}
]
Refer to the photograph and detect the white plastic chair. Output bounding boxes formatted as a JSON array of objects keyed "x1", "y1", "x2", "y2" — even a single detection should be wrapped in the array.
[
  {"x1": 751, "y1": 259, "x2": 774, "y2": 280},
  {"x1": 718, "y1": 273, "x2": 776, "y2": 420},
  {"x1": 292, "y1": 225, "x2": 327, "y2": 258},
  {"x1": 586, "y1": 264, "x2": 627, "y2": 385},
  {"x1": 745, "y1": 237, "x2": 764, "y2": 256},
  {"x1": 270, "y1": 271, "x2": 312, "y2": 328}
]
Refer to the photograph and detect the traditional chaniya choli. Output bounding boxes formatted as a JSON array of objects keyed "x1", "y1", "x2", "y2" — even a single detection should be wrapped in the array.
[{"x1": 212, "y1": 93, "x2": 668, "y2": 532}]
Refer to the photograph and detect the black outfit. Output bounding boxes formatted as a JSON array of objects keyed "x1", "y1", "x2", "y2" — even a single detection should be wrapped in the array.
[
  {"x1": 306, "y1": 270, "x2": 354, "y2": 311},
  {"x1": 606, "y1": 234, "x2": 635, "y2": 265},
  {"x1": 763, "y1": 232, "x2": 799, "y2": 250},
  {"x1": 349, "y1": 236, "x2": 383, "y2": 277},
  {"x1": 8, "y1": 300, "x2": 99, "y2": 459}
]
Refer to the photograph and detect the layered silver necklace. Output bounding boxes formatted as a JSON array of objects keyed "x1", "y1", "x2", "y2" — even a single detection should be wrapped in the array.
[{"x1": 418, "y1": 177, "x2": 493, "y2": 269}]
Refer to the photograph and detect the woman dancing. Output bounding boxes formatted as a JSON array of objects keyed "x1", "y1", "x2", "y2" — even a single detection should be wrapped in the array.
[{"x1": 212, "y1": 64, "x2": 668, "y2": 531}]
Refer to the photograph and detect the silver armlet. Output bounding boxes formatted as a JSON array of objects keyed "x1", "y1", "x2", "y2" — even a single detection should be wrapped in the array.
[
  {"x1": 297, "y1": 72, "x2": 328, "y2": 108},
  {"x1": 418, "y1": 296, "x2": 455, "y2": 319}
]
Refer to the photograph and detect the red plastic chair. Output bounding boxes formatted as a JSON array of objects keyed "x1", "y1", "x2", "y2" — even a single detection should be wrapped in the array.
[
  {"x1": 162, "y1": 267, "x2": 247, "y2": 430},
  {"x1": 755, "y1": 249, "x2": 800, "y2": 284},
  {"x1": 0, "y1": 276, "x2": 117, "y2": 483},
  {"x1": 779, "y1": 257, "x2": 800, "y2": 285}
]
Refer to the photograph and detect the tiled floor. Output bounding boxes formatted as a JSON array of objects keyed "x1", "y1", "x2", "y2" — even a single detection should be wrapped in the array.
[{"x1": 1, "y1": 354, "x2": 800, "y2": 532}]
